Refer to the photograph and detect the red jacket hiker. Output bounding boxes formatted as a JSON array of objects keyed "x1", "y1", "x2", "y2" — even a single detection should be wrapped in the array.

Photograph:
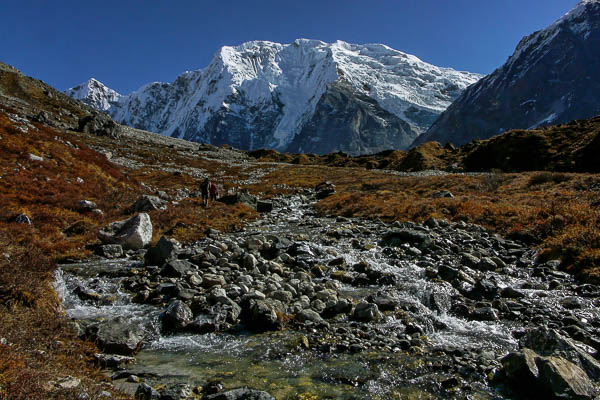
[{"x1": 209, "y1": 182, "x2": 218, "y2": 201}]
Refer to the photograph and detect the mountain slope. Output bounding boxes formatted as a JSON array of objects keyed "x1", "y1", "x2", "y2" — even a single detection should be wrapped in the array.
[
  {"x1": 414, "y1": 0, "x2": 600, "y2": 147},
  {"x1": 68, "y1": 39, "x2": 481, "y2": 154}
]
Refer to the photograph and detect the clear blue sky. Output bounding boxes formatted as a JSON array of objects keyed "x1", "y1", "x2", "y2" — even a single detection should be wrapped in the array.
[{"x1": 1, "y1": 0, "x2": 579, "y2": 94}]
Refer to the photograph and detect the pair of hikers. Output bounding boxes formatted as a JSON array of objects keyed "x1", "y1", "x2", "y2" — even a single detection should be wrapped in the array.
[{"x1": 200, "y1": 178, "x2": 218, "y2": 207}]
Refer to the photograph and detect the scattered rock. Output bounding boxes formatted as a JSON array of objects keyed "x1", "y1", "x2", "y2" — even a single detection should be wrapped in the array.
[
  {"x1": 127, "y1": 195, "x2": 167, "y2": 213},
  {"x1": 256, "y1": 200, "x2": 273, "y2": 213},
  {"x1": 315, "y1": 181, "x2": 336, "y2": 199},
  {"x1": 98, "y1": 213, "x2": 153, "y2": 250}
]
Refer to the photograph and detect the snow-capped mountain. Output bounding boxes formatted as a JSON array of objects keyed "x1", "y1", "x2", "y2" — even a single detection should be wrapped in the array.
[
  {"x1": 68, "y1": 39, "x2": 481, "y2": 154},
  {"x1": 65, "y1": 78, "x2": 122, "y2": 111},
  {"x1": 414, "y1": 0, "x2": 600, "y2": 147}
]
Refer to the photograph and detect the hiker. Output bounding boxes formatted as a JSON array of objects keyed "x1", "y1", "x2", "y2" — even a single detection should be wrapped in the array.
[
  {"x1": 209, "y1": 181, "x2": 218, "y2": 201},
  {"x1": 200, "y1": 177, "x2": 210, "y2": 207}
]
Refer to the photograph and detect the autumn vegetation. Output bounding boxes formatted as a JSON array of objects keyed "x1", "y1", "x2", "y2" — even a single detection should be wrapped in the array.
[{"x1": 1, "y1": 95, "x2": 600, "y2": 398}]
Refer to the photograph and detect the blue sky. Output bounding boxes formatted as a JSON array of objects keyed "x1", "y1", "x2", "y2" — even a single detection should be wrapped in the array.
[{"x1": 2, "y1": 0, "x2": 579, "y2": 94}]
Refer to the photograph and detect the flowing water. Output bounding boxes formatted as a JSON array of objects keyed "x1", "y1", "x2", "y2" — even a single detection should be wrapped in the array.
[{"x1": 55, "y1": 196, "x2": 599, "y2": 399}]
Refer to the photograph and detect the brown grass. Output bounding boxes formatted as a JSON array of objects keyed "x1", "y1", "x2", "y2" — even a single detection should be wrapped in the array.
[{"x1": 0, "y1": 108, "x2": 258, "y2": 399}]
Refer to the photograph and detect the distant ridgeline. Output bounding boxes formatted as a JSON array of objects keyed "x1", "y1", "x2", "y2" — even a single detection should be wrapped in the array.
[{"x1": 66, "y1": 39, "x2": 481, "y2": 155}]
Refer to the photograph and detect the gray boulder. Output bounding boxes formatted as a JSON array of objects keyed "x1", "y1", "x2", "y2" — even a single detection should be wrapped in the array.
[
  {"x1": 145, "y1": 236, "x2": 180, "y2": 265},
  {"x1": 161, "y1": 300, "x2": 193, "y2": 332},
  {"x1": 381, "y1": 229, "x2": 432, "y2": 250},
  {"x1": 353, "y1": 302, "x2": 380, "y2": 322},
  {"x1": 315, "y1": 181, "x2": 336, "y2": 199},
  {"x1": 100, "y1": 244, "x2": 123, "y2": 259},
  {"x1": 86, "y1": 316, "x2": 145, "y2": 355},
  {"x1": 127, "y1": 195, "x2": 167, "y2": 213},
  {"x1": 98, "y1": 213, "x2": 153, "y2": 250},
  {"x1": 245, "y1": 300, "x2": 280, "y2": 332},
  {"x1": 520, "y1": 327, "x2": 600, "y2": 380},
  {"x1": 219, "y1": 191, "x2": 257, "y2": 208},
  {"x1": 162, "y1": 259, "x2": 193, "y2": 278},
  {"x1": 501, "y1": 348, "x2": 597, "y2": 399}
]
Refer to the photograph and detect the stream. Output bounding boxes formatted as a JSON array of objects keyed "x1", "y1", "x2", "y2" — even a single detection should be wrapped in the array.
[{"x1": 55, "y1": 195, "x2": 600, "y2": 399}]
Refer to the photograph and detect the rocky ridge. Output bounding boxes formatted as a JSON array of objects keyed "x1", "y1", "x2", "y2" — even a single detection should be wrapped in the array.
[{"x1": 415, "y1": 0, "x2": 600, "y2": 147}]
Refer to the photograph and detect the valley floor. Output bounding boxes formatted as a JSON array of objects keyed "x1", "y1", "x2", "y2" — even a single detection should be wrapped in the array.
[{"x1": 1, "y1": 112, "x2": 600, "y2": 398}]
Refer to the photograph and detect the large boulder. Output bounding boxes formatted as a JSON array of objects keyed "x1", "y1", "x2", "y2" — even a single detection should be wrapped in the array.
[
  {"x1": 520, "y1": 327, "x2": 600, "y2": 380},
  {"x1": 145, "y1": 236, "x2": 180, "y2": 266},
  {"x1": 77, "y1": 111, "x2": 120, "y2": 139},
  {"x1": 500, "y1": 348, "x2": 597, "y2": 399},
  {"x1": 127, "y1": 195, "x2": 167, "y2": 213},
  {"x1": 98, "y1": 213, "x2": 153, "y2": 250},
  {"x1": 315, "y1": 181, "x2": 336, "y2": 199},
  {"x1": 85, "y1": 317, "x2": 145, "y2": 355},
  {"x1": 381, "y1": 229, "x2": 432, "y2": 250},
  {"x1": 353, "y1": 302, "x2": 380, "y2": 322},
  {"x1": 244, "y1": 300, "x2": 280, "y2": 332},
  {"x1": 219, "y1": 191, "x2": 257, "y2": 208}
]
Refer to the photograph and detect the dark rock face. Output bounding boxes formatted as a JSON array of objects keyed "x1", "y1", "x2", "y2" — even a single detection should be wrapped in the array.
[
  {"x1": 288, "y1": 81, "x2": 417, "y2": 155},
  {"x1": 415, "y1": 1, "x2": 600, "y2": 147},
  {"x1": 204, "y1": 387, "x2": 275, "y2": 400}
]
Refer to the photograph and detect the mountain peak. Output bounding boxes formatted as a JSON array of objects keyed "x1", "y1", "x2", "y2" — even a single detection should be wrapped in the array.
[
  {"x1": 414, "y1": 0, "x2": 600, "y2": 147},
  {"x1": 67, "y1": 39, "x2": 482, "y2": 154},
  {"x1": 66, "y1": 78, "x2": 121, "y2": 111}
]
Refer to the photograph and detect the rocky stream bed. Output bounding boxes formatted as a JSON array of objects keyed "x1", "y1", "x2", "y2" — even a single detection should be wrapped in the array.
[{"x1": 55, "y1": 193, "x2": 600, "y2": 399}]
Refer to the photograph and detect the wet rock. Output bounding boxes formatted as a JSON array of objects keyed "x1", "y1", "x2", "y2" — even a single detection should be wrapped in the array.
[
  {"x1": 127, "y1": 194, "x2": 167, "y2": 213},
  {"x1": 296, "y1": 309, "x2": 326, "y2": 325},
  {"x1": 501, "y1": 287, "x2": 526, "y2": 299},
  {"x1": 381, "y1": 229, "x2": 432, "y2": 250},
  {"x1": 245, "y1": 300, "x2": 280, "y2": 332},
  {"x1": 158, "y1": 383, "x2": 193, "y2": 400},
  {"x1": 562, "y1": 296, "x2": 583, "y2": 309},
  {"x1": 202, "y1": 274, "x2": 227, "y2": 288},
  {"x1": 438, "y1": 265, "x2": 459, "y2": 282},
  {"x1": 98, "y1": 213, "x2": 153, "y2": 250},
  {"x1": 135, "y1": 383, "x2": 160, "y2": 400},
  {"x1": 100, "y1": 244, "x2": 123, "y2": 259},
  {"x1": 315, "y1": 181, "x2": 336, "y2": 199},
  {"x1": 501, "y1": 348, "x2": 597, "y2": 400},
  {"x1": 353, "y1": 302, "x2": 380, "y2": 322},
  {"x1": 468, "y1": 279, "x2": 499, "y2": 301},
  {"x1": 160, "y1": 300, "x2": 193, "y2": 332},
  {"x1": 205, "y1": 387, "x2": 275, "y2": 400},
  {"x1": 537, "y1": 356, "x2": 596, "y2": 399},
  {"x1": 162, "y1": 260, "x2": 193, "y2": 278},
  {"x1": 145, "y1": 236, "x2": 180, "y2": 265},
  {"x1": 372, "y1": 294, "x2": 398, "y2": 311},
  {"x1": 256, "y1": 200, "x2": 273, "y2": 213},
  {"x1": 470, "y1": 307, "x2": 498, "y2": 321},
  {"x1": 429, "y1": 292, "x2": 452, "y2": 314},
  {"x1": 521, "y1": 327, "x2": 600, "y2": 380},
  {"x1": 86, "y1": 316, "x2": 145, "y2": 355}
]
